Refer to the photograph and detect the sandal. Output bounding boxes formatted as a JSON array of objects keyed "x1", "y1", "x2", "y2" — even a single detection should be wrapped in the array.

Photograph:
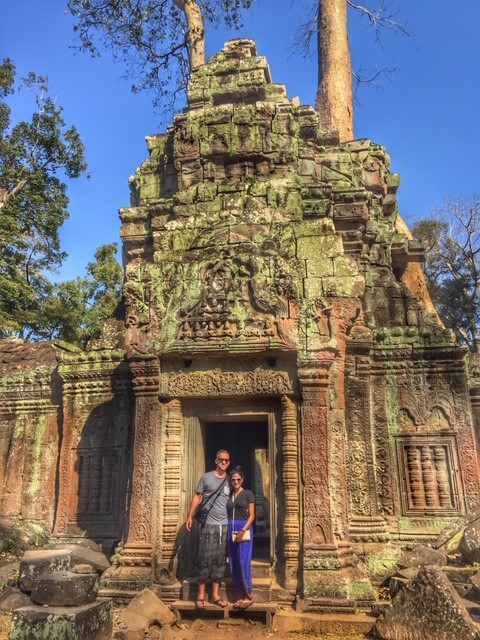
[
  {"x1": 213, "y1": 598, "x2": 229, "y2": 608},
  {"x1": 235, "y1": 599, "x2": 253, "y2": 610},
  {"x1": 195, "y1": 599, "x2": 207, "y2": 609}
]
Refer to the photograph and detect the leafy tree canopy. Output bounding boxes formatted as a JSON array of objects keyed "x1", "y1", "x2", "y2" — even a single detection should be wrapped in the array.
[
  {"x1": 29, "y1": 243, "x2": 124, "y2": 348},
  {"x1": 0, "y1": 57, "x2": 87, "y2": 337},
  {"x1": 412, "y1": 197, "x2": 480, "y2": 353},
  {"x1": 68, "y1": 0, "x2": 254, "y2": 114}
]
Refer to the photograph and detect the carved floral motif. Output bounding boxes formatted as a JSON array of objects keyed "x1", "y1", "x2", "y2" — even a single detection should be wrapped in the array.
[{"x1": 161, "y1": 368, "x2": 293, "y2": 397}]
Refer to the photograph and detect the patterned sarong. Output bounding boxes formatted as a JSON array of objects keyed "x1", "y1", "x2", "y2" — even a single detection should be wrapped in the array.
[{"x1": 197, "y1": 524, "x2": 227, "y2": 582}]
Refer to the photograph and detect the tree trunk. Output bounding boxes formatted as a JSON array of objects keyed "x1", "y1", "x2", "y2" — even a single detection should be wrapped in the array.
[
  {"x1": 315, "y1": 0, "x2": 353, "y2": 141},
  {"x1": 172, "y1": 0, "x2": 205, "y2": 69}
]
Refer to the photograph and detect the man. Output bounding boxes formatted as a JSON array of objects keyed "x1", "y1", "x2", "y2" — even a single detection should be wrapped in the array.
[{"x1": 186, "y1": 449, "x2": 231, "y2": 608}]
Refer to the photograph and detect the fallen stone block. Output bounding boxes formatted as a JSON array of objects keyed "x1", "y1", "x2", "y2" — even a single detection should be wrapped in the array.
[
  {"x1": 0, "y1": 586, "x2": 31, "y2": 612},
  {"x1": 460, "y1": 519, "x2": 480, "y2": 565},
  {"x1": 59, "y1": 544, "x2": 110, "y2": 573},
  {"x1": 72, "y1": 563, "x2": 95, "y2": 574},
  {"x1": 470, "y1": 570, "x2": 480, "y2": 599},
  {"x1": 9, "y1": 598, "x2": 112, "y2": 640},
  {"x1": 397, "y1": 544, "x2": 447, "y2": 569},
  {"x1": 19, "y1": 548, "x2": 72, "y2": 593},
  {"x1": 31, "y1": 569, "x2": 100, "y2": 606},
  {"x1": 372, "y1": 565, "x2": 480, "y2": 640},
  {"x1": 122, "y1": 587, "x2": 176, "y2": 631},
  {"x1": 434, "y1": 506, "x2": 480, "y2": 550},
  {"x1": 388, "y1": 567, "x2": 419, "y2": 598}
]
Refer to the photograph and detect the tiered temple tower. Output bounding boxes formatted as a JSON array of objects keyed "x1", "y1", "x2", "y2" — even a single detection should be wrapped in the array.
[{"x1": 1, "y1": 39, "x2": 480, "y2": 609}]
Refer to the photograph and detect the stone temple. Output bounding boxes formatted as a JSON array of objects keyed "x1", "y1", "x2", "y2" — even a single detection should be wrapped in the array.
[{"x1": 2, "y1": 39, "x2": 480, "y2": 609}]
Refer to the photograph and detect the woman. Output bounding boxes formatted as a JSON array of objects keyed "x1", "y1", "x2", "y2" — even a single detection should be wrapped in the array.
[{"x1": 227, "y1": 466, "x2": 255, "y2": 609}]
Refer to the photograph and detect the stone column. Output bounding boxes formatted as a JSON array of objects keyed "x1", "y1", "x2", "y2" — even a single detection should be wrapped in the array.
[
  {"x1": 298, "y1": 359, "x2": 337, "y2": 560},
  {"x1": 297, "y1": 354, "x2": 364, "y2": 609},
  {"x1": 102, "y1": 355, "x2": 160, "y2": 594},
  {"x1": 280, "y1": 395, "x2": 301, "y2": 589},
  {"x1": 155, "y1": 398, "x2": 183, "y2": 586},
  {"x1": 346, "y1": 349, "x2": 390, "y2": 542}
]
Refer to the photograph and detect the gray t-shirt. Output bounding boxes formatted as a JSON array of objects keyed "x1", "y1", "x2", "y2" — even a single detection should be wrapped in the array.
[{"x1": 196, "y1": 471, "x2": 229, "y2": 525}]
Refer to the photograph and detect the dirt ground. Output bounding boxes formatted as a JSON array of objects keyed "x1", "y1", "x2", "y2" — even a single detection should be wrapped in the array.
[
  {"x1": 0, "y1": 614, "x2": 9, "y2": 640},
  {"x1": 0, "y1": 554, "x2": 367, "y2": 640},
  {"x1": 0, "y1": 608, "x2": 367, "y2": 640}
]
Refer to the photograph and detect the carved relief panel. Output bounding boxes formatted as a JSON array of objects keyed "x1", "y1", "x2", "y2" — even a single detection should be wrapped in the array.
[{"x1": 62, "y1": 395, "x2": 132, "y2": 540}]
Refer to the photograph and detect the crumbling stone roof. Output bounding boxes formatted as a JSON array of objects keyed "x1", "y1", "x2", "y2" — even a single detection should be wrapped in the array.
[{"x1": 0, "y1": 340, "x2": 59, "y2": 377}]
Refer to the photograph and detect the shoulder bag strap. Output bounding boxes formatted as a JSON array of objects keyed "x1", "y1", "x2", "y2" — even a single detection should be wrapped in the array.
[{"x1": 202, "y1": 475, "x2": 228, "y2": 517}]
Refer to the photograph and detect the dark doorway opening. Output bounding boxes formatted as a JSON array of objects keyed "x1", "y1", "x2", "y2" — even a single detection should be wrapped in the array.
[{"x1": 205, "y1": 421, "x2": 270, "y2": 560}]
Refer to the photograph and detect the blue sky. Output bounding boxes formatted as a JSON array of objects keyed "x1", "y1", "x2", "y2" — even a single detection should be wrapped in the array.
[{"x1": 2, "y1": 1, "x2": 480, "y2": 281}]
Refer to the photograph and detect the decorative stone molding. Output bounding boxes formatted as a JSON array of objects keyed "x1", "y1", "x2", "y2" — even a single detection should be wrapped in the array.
[
  {"x1": 156, "y1": 399, "x2": 183, "y2": 581},
  {"x1": 280, "y1": 395, "x2": 300, "y2": 587},
  {"x1": 299, "y1": 357, "x2": 339, "y2": 564},
  {"x1": 160, "y1": 367, "x2": 293, "y2": 397}
]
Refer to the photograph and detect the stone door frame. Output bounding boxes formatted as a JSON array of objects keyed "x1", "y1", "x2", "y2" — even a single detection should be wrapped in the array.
[
  {"x1": 181, "y1": 399, "x2": 277, "y2": 568},
  {"x1": 154, "y1": 392, "x2": 301, "y2": 591}
]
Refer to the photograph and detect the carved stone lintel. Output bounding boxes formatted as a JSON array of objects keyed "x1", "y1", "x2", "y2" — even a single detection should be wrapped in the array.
[{"x1": 161, "y1": 367, "x2": 293, "y2": 397}]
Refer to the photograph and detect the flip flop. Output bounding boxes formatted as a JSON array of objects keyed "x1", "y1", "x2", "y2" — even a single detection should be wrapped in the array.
[
  {"x1": 195, "y1": 599, "x2": 206, "y2": 609},
  {"x1": 236, "y1": 599, "x2": 253, "y2": 610},
  {"x1": 213, "y1": 598, "x2": 229, "y2": 608}
]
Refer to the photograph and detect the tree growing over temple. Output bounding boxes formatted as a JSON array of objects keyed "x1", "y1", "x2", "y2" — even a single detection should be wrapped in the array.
[
  {"x1": 0, "y1": 58, "x2": 87, "y2": 337},
  {"x1": 68, "y1": 1, "x2": 410, "y2": 137},
  {"x1": 412, "y1": 197, "x2": 480, "y2": 354},
  {"x1": 68, "y1": 0, "x2": 254, "y2": 110},
  {"x1": 295, "y1": 0, "x2": 411, "y2": 140}
]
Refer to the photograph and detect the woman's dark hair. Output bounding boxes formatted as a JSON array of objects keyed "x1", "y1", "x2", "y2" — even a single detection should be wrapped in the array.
[{"x1": 230, "y1": 465, "x2": 244, "y2": 479}]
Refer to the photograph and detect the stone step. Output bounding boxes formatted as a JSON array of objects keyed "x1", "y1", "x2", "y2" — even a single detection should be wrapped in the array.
[
  {"x1": 250, "y1": 559, "x2": 271, "y2": 578},
  {"x1": 171, "y1": 600, "x2": 277, "y2": 629},
  {"x1": 298, "y1": 597, "x2": 358, "y2": 615},
  {"x1": 181, "y1": 576, "x2": 273, "y2": 603},
  {"x1": 274, "y1": 609, "x2": 375, "y2": 635}
]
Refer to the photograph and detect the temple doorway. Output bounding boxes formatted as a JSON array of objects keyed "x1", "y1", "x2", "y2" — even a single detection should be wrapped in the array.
[{"x1": 205, "y1": 420, "x2": 271, "y2": 560}]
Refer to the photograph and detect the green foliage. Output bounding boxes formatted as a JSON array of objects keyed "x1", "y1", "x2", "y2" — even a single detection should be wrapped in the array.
[
  {"x1": 67, "y1": 0, "x2": 255, "y2": 113},
  {"x1": 32, "y1": 243, "x2": 123, "y2": 348},
  {"x1": 412, "y1": 197, "x2": 480, "y2": 353},
  {"x1": 0, "y1": 535, "x2": 17, "y2": 555},
  {"x1": 0, "y1": 58, "x2": 87, "y2": 336}
]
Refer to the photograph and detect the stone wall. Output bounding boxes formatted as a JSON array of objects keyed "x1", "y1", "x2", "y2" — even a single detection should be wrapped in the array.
[{"x1": 0, "y1": 341, "x2": 62, "y2": 533}]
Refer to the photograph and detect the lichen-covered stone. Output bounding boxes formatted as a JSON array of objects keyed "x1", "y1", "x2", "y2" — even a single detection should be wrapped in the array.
[
  {"x1": 9, "y1": 598, "x2": 112, "y2": 640},
  {"x1": 19, "y1": 550, "x2": 72, "y2": 594},
  {"x1": 373, "y1": 566, "x2": 479, "y2": 640},
  {"x1": 31, "y1": 570, "x2": 99, "y2": 607}
]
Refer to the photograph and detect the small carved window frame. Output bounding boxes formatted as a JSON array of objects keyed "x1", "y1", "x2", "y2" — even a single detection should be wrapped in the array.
[{"x1": 396, "y1": 435, "x2": 461, "y2": 517}]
